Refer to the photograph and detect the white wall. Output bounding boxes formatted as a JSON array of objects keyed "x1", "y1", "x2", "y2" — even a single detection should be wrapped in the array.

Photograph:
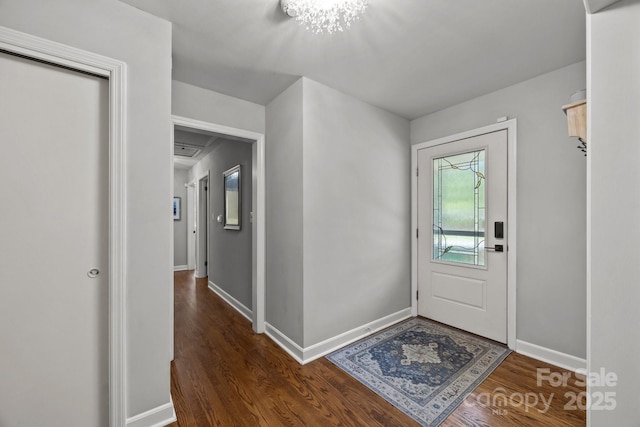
[
  {"x1": 587, "y1": 0, "x2": 640, "y2": 424},
  {"x1": 0, "y1": 0, "x2": 173, "y2": 419},
  {"x1": 411, "y1": 62, "x2": 587, "y2": 359},
  {"x1": 265, "y1": 79, "x2": 305, "y2": 345},
  {"x1": 174, "y1": 168, "x2": 189, "y2": 267},
  {"x1": 265, "y1": 78, "x2": 411, "y2": 350},
  {"x1": 302, "y1": 78, "x2": 411, "y2": 346},
  {"x1": 172, "y1": 80, "x2": 265, "y2": 134}
]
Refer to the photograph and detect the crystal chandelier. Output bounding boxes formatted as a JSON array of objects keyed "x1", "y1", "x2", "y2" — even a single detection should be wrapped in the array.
[{"x1": 281, "y1": 0, "x2": 369, "y2": 34}]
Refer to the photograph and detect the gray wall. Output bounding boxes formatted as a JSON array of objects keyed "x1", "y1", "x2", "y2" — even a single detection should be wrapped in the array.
[
  {"x1": 172, "y1": 80, "x2": 265, "y2": 134},
  {"x1": 265, "y1": 79, "x2": 305, "y2": 345},
  {"x1": 0, "y1": 0, "x2": 173, "y2": 418},
  {"x1": 588, "y1": 1, "x2": 640, "y2": 423},
  {"x1": 174, "y1": 168, "x2": 189, "y2": 267},
  {"x1": 189, "y1": 140, "x2": 253, "y2": 309},
  {"x1": 265, "y1": 78, "x2": 411, "y2": 348},
  {"x1": 302, "y1": 78, "x2": 411, "y2": 346},
  {"x1": 411, "y1": 61, "x2": 587, "y2": 359}
]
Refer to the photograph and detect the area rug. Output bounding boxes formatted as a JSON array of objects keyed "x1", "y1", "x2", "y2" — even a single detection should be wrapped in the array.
[{"x1": 326, "y1": 317, "x2": 511, "y2": 426}]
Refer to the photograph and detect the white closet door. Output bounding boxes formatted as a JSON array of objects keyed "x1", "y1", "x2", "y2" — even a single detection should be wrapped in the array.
[{"x1": 0, "y1": 52, "x2": 109, "y2": 426}]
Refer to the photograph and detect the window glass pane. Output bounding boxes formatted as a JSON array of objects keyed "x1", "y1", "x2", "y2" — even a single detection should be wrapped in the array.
[{"x1": 433, "y1": 150, "x2": 485, "y2": 266}]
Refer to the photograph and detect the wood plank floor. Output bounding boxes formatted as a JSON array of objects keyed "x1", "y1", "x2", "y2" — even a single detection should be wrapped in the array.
[{"x1": 168, "y1": 271, "x2": 585, "y2": 426}]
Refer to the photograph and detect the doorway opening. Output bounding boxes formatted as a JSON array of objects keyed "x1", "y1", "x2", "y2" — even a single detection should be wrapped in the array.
[
  {"x1": 171, "y1": 116, "x2": 266, "y2": 343},
  {"x1": 186, "y1": 182, "x2": 196, "y2": 270},
  {"x1": 196, "y1": 173, "x2": 209, "y2": 278}
]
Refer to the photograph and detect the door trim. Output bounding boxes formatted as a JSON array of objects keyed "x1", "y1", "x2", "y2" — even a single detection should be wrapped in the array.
[
  {"x1": 0, "y1": 26, "x2": 128, "y2": 426},
  {"x1": 186, "y1": 181, "x2": 196, "y2": 271},
  {"x1": 411, "y1": 120, "x2": 517, "y2": 349},
  {"x1": 171, "y1": 116, "x2": 266, "y2": 334},
  {"x1": 195, "y1": 171, "x2": 210, "y2": 279}
]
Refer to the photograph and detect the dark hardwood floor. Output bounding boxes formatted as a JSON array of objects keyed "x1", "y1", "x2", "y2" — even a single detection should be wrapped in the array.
[{"x1": 168, "y1": 271, "x2": 586, "y2": 426}]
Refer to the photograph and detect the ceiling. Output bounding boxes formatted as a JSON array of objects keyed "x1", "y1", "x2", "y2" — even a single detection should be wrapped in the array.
[
  {"x1": 173, "y1": 126, "x2": 254, "y2": 169},
  {"x1": 173, "y1": 127, "x2": 218, "y2": 169},
  {"x1": 121, "y1": 0, "x2": 586, "y2": 120}
]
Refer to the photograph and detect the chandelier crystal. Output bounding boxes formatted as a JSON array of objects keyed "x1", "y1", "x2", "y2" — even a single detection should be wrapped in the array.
[{"x1": 281, "y1": 0, "x2": 369, "y2": 34}]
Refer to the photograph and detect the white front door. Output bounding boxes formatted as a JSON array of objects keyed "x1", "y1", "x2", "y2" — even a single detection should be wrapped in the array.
[
  {"x1": 417, "y1": 130, "x2": 508, "y2": 343},
  {"x1": 0, "y1": 52, "x2": 109, "y2": 425}
]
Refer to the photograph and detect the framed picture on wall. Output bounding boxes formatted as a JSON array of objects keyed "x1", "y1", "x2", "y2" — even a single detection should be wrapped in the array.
[
  {"x1": 173, "y1": 197, "x2": 181, "y2": 221},
  {"x1": 223, "y1": 165, "x2": 241, "y2": 230}
]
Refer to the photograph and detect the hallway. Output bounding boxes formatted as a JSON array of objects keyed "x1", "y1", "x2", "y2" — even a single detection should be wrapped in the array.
[{"x1": 168, "y1": 271, "x2": 585, "y2": 426}]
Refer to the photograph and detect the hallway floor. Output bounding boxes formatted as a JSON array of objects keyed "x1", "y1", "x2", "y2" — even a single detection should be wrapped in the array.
[{"x1": 168, "y1": 271, "x2": 586, "y2": 426}]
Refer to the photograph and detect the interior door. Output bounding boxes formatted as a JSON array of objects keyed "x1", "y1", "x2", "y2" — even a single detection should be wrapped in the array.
[
  {"x1": 0, "y1": 52, "x2": 109, "y2": 425},
  {"x1": 417, "y1": 130, "x2": 508, "y2": 343}
]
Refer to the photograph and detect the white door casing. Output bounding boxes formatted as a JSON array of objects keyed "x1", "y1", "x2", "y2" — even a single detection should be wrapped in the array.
[
  {"x1": 411, "y1": 120, "x2": 517, "y2": 349},
  {"x1": 418, "y1": 130, "x2": 507, "y2": 342},
  {"x1": 0, "y1": 26, "x2": 127, "y2": 426},
  {"x1": 171, "y1": 116, "x2": 266, "y2": 334}
]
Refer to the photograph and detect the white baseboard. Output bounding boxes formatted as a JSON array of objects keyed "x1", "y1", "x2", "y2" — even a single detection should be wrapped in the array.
[
  {"x1": 516, "y1": 339, "x2": 587, "y2": 373},
  {"x1": 266, "y1": 308, "x2": 413, "y2": 365},
  {"x1": 208, "y1": 281, "x2": 252, "y2": 322},
  {"x1": 126, "y1": 395, "x2": 176, "y2": 427},
  {"x1": 302, "y1": 308, "x2": 413, "y2": 363},
  {"x1": 265, "y1": 323, "x2": 304, "y2": 364},
  {"x1": 173, "y1": 265, "x2": 189, "y2": 272}
]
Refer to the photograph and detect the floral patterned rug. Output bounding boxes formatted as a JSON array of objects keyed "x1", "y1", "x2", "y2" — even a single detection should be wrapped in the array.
[{"x1": 326, "y1": 317, "x2": 510, "y2": 426}]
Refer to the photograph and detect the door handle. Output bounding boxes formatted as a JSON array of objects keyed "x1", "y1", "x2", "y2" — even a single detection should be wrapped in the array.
[{"x1": 485, "y1": 245, "x2": 504, "y2": 252}]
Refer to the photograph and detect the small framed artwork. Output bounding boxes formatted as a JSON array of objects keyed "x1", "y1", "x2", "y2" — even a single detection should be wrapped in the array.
[
  {"x1": 173, "y1": 197, "x2": 181, "y2": 221},
  {"x1": 223, "y1": 165, "x2": 241, "y2": 230}
]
